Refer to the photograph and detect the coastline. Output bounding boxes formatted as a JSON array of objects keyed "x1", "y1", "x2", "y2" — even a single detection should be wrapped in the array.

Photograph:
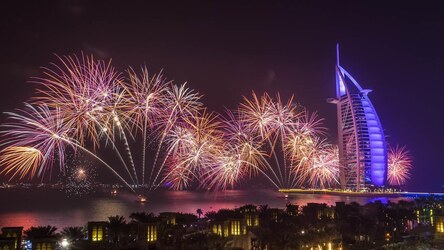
[{"x1": 279, "y1": 188, "x2": 444, "y2": 197}]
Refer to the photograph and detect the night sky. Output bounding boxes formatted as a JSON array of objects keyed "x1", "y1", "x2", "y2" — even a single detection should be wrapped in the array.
[{"x1": 1, "y1": 1, "x2": 443, "y2": 191}]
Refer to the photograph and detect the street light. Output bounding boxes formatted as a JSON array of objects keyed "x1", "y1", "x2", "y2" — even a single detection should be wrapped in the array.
[{"x1": 61, "y1": 238, "x2": 69, "y2": 248}]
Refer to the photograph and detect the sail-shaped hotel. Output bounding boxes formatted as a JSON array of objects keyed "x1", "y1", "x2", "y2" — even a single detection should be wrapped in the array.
[{"x1": 328, "y1": 45, "x2": 388, "y2": 190}]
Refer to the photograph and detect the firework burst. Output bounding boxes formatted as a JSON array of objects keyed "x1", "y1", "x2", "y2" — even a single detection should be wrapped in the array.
[
  {"x1": 159, "y1": 110, "x2": 223, "y2": 190},
  {"x1": 62, "y1": 154, "x2": 97, "y2": 197},
  {"x1": 0, "y1": 146, "x2": 43, "y2": 180},
  {"x1": 388, "y1": 146, "x2": 412, "y2": 186},
  {"x1": 304, "y1": 144, "x2": 340, "y2": 188},
  {"x1": 32, "y1": 54, "x2": 123, "y2": 147},
  {"x1": 0, "y1": 104, "x2": 71, "y2": 179}
]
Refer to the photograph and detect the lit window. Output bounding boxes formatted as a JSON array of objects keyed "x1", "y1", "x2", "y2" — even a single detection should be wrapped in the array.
[
  {"x1": 36, "y1": 243, "x2": 51, "y2": 250},
  {"x1": 231, "y1": 220, "x2": 241, "y2": 235},
  {"x1": 246, "y1": 215, "x2": 252, "y2": 226},
  {"x1": 91, "y1": 225, "x2": 103, "y2": 241},
  {"x1": 5, "y1": 232, "x2": 18, "y2": 248},
  {"x1": 147, "y1": 225, "x2": 157, "y2": 242},
  {"x1": 212, "y1": 224, "x2": 222, "y2": 236}
]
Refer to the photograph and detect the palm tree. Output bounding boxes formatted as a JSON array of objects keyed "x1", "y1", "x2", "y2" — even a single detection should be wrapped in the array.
[
  {"x1": 61, "y1": 226, "x2": 85, "y2": 241},
  {"x1": 108, "y1": 215, "x2": 127, "y2": 246},
  {"x1": 196, "y1": 209, "x2": 203, "y2": 219},
  {"x1": 239, "y1": 204, "x2": 257, "y2": 213},
  {"x1": 129, "y1": 212, "x2": 156, "y2": 223},
  {"x1": 24, "y1": 225, "x2": 58, "y2": 241},
  {"x1": 259, "y1": 204, "x2": 269, "y2": 213},
  {"x1": 286, "y1": 204, "x2": 298, "y2": 216}
]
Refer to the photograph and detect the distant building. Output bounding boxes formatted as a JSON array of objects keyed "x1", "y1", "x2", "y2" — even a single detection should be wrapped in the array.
[
  {"x1": 328, "y1": 45, "x2": 388, "y2": 190},
  {"x1": 304, "y1": 203, "x2": 335, "y2": 220},
  {"x1": 159, "y1": 212, "x2": 177, "y2": 225}
]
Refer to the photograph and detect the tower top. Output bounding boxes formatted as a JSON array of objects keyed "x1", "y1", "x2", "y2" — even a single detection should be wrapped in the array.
[{"x1": 336, "y1": 43, "x2": 340, "y2": 66}]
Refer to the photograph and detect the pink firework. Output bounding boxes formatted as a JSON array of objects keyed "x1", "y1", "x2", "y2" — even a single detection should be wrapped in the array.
[
  {"x1": 31, "y1": 53, "x2": 123, "y2": 147},
  {"x1": 204, "y1": 153, "x2": 246, "y2": 190},
  {"x1": 159, "y1": 110, "x2": 223, "y2": 190},
  {"x1": 305, "y1": 144, "x2": 340, "y2": 188},
  {"x1": 297, "y1": 109, "x2": 327, "y2": 137},
  {"x1": 0, "y1": 104, "x2": 71, "y2": 179},
  {"x1": 121, "y1": 67, "x2": 169, "y2": 133},
  {"x1": 388, "y1": 146, "x2": 412, "y2": 186},
  {"x1": 239, "y1": 92, "x2": 277, "y2": 140}
]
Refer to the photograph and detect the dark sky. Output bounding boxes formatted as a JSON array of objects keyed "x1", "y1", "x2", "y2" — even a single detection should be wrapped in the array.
[{"x1": 1, "y1": 0, "x2": 443, "y2": 191}]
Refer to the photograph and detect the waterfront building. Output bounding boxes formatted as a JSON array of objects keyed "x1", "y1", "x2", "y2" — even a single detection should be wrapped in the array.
[
  {"x1": 0, "y1": 227, "x2": 22, "y2": 250},
  {"x1": 31, "y1": 238, "x2": 56, "y2": 250},
  {"x1": 328, "y1": 45, "x2": 388, "y2": 190},
  {"x1": 0, "y1": 238, "x2": 15, "y2": 250}
]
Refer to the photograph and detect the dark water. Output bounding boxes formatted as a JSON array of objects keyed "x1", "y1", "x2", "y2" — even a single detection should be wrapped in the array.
[{"x1": 0, "y1": 188, "x2": 410, "y2": 230}]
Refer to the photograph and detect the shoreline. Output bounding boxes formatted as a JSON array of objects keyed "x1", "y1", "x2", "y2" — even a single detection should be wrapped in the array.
[{"x1": 279, "y1": 188, "x2": 444, "y2": 197}]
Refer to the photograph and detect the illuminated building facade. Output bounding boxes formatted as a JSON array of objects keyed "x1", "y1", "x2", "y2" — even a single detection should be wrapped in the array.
[
  {"x1": 211, "y1": 219, "x2": 247, "y2": 237},
  {"x1": 328, "y1": 45, "x2": 387, "y2": 190}
]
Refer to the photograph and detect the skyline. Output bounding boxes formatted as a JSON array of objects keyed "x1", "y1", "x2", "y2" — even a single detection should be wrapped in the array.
[{"x1": 1, "y1": 1, "x2": 444, "y2": 191}]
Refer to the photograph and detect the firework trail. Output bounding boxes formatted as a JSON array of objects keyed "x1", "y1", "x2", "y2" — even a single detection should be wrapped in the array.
[
  {"x1": 148, "y1": 83, "x2": 203, "y2": 189},
  {"x1": 122, "y1": 67, "x2": 169, "y2": 185}
]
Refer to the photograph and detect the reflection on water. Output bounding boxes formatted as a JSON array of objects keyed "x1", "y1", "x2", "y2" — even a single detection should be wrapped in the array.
[{"x1": 0, "y1": 188, "x2": 410, "y2": 229}]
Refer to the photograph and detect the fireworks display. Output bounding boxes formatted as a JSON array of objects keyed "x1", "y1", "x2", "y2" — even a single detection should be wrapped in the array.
[
  {"x1": 0, "y1": 53, "x2": 410, "y2": 192},
  {"x1": 388, "y1": 146, "x2": 413, "y2": 186}
]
